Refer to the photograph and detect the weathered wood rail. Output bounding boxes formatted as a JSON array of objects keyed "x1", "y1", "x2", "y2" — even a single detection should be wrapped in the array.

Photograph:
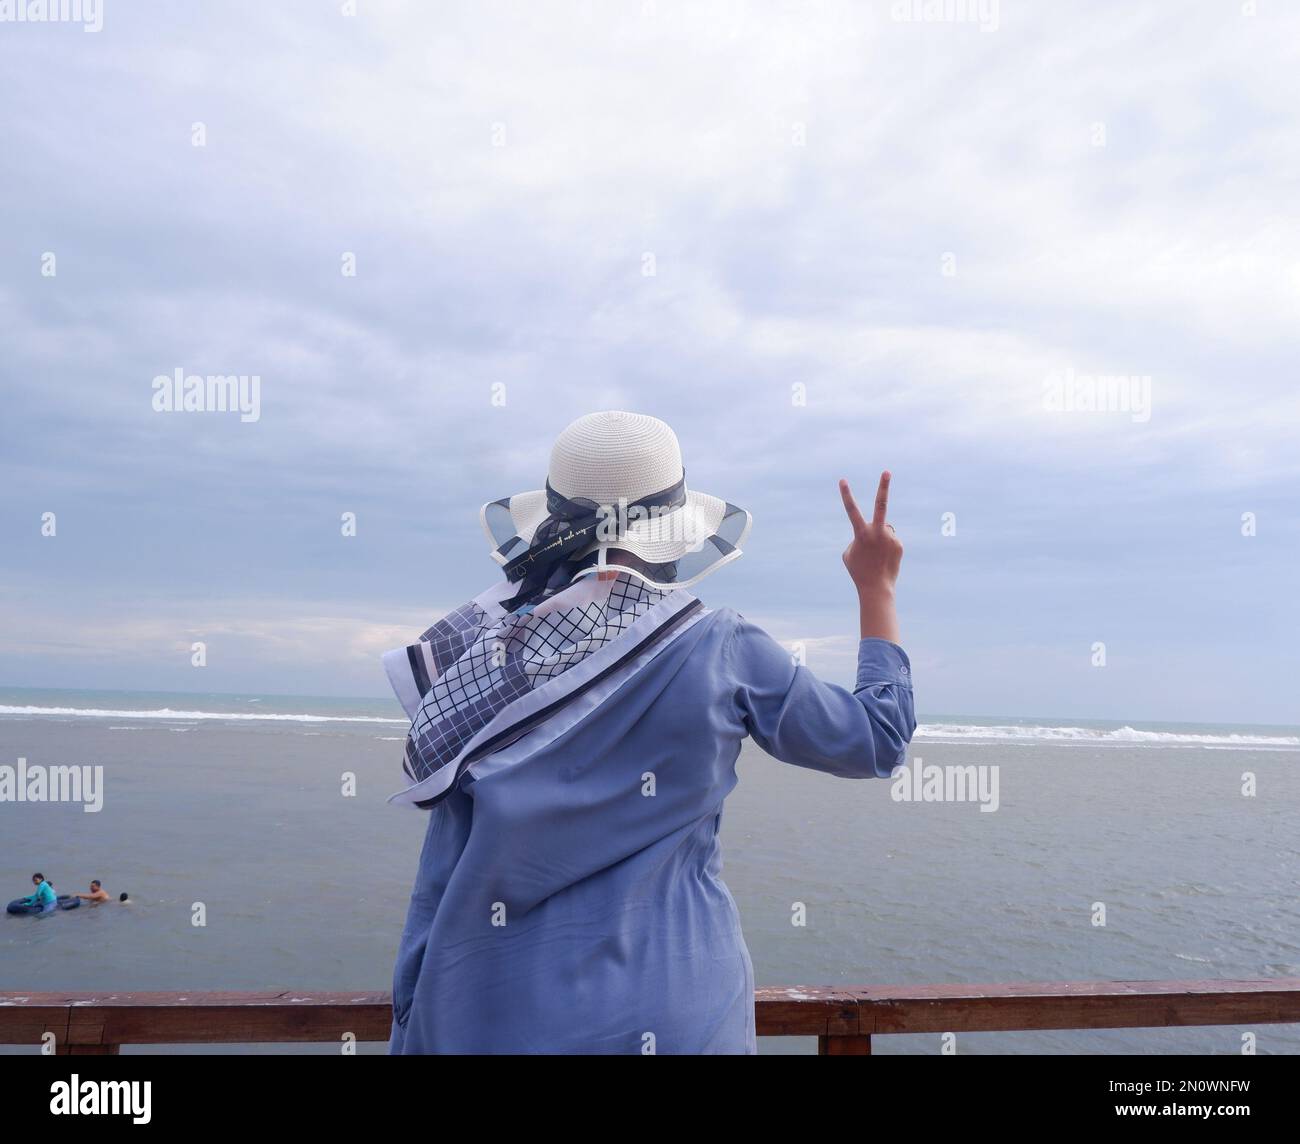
[{"x1": 2, "y1": 980, "x2": 1298, "y2": 1054}]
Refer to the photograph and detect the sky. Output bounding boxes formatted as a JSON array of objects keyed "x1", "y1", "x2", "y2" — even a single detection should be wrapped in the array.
[{"x1": 1, "y1": 0, "x2": 1297, "y2": 724}]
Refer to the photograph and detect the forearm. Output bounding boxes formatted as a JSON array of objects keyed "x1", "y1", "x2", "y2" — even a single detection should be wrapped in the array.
[{"x1": 857, "y1": 585, "x2": 900, "y2": 643}]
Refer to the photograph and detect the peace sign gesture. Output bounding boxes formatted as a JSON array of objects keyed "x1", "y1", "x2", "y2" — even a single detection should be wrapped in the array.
[{"x1": 839, "y1": 472, "x2": 903, "y2": 640}]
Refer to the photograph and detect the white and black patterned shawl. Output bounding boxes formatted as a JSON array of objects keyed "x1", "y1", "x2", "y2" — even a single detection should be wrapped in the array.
[{"x1": 383, "y1": 571, "x2": 703, "y2": 809}]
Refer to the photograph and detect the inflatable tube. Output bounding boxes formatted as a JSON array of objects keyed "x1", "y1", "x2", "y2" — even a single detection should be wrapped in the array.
[{"x1": 6, "y1": 895, "x2": 79, "y2": 915}]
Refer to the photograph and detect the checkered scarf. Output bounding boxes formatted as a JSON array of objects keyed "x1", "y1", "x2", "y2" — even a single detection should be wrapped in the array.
[{"x1": 395, "y1": 574, "x2": 669, "y2": 787}]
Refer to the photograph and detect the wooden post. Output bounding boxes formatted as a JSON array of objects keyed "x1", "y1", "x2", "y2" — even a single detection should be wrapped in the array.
[{"x1": 818, "y1": 1034, "x2": 872, "y2": 1055}]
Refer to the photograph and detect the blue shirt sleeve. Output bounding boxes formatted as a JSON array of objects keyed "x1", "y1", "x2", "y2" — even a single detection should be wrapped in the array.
[{"x1": 725, "y1": 613, "x2": 916, "y2": 779}]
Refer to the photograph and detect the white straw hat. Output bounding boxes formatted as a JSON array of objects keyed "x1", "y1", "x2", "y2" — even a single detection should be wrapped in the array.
[{"x1": 481, "y1": 411, "x2": 751, "y2": 594}]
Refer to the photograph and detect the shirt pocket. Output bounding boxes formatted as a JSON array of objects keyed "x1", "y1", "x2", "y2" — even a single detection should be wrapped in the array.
[
  {"x1": 392, "y1": 893, "x2": 441, "y2": 1030},
  {"x1": 392, "y1": 805, "x2": 454, "y2": 1028}
]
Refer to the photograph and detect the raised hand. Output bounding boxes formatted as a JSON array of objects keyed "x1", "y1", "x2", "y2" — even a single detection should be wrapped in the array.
[{"x1": 839, "y1": 472, "x2": 903, "y2": 642}]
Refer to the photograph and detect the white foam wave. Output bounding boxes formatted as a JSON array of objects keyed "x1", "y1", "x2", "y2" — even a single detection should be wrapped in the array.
[
  {"x1": 3, "y1": 703, "x2": 1293, "y2": 749},
  {"x1": 914, "y1": 723, "x2": 1300, "y2": 749},
  {"x1": 0, "y1": 704, "x2": 406, "y2": 726}
]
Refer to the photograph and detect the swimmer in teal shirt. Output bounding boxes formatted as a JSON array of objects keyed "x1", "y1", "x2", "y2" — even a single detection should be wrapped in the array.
[{"x1": 20, "y1": 873, "x2": 57, "y2": 911}]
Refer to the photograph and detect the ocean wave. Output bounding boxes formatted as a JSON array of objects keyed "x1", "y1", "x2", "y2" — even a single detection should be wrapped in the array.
[
  {"x1": 3, "y1": 703, "x2": 1293, "y2": 748},
  {"x1": 0, "y1": 704, "x2": 406, "y2": 726},
  {"x1": 914, "y1": 723, "x2": 1300, "y2": 749}
]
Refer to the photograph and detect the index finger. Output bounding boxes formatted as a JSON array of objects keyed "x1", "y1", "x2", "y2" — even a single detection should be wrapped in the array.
[
  {"x1": 838, "y1": 478, "x2": 869, "y2": 537},
  {"x1": 872, "y1": 471, "x2": 891, "y2": 527}
]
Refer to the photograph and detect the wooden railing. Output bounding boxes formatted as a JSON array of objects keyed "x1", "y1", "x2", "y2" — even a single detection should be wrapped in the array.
[{"x1": 3, "y1": 980, "x2": 1298, "y2": 1054}]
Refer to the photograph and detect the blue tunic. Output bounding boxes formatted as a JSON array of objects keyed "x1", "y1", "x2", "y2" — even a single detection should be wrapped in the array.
[{"x1": 388, "y1": 604, "x2": 915, "y2": 1054}]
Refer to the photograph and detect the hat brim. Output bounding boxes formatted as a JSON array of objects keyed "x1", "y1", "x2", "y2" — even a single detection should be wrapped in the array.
[{"x1": 480, "y1": 488, "x2": 752, "y2": 591}]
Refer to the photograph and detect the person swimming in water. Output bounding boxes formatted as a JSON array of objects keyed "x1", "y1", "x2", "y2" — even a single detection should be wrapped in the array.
[
  {"x1": 76, "y1": 879, "x2": 111, "y2": 903},
  {"x1": 18, "y1": 873, "x2": 57, "y2": 911}
]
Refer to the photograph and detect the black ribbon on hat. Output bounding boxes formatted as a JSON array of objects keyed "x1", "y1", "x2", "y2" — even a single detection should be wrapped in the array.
[{"x1": 499, "y1": 472, "x2": 687, "y2": 612}]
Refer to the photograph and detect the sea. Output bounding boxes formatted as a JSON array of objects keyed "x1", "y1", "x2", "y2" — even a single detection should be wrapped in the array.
[{"x1": 2, "y1": 686, "x2": 1297, "y2": 1055}]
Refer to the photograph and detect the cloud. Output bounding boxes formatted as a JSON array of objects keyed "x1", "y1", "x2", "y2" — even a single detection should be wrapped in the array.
[{"x1": 1, "y1": 1, "x2": 1297, "y2": 721}]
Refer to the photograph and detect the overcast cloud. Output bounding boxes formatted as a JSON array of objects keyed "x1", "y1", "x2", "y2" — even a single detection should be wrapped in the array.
[{"x1": 2, "y1": 0, "x2": 1297, "y2": 723}]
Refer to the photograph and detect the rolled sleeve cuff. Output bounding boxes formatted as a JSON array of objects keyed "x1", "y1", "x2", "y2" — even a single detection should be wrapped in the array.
[{"x1": 854, "y1": 638, "x2": 913, "y2": 691}]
